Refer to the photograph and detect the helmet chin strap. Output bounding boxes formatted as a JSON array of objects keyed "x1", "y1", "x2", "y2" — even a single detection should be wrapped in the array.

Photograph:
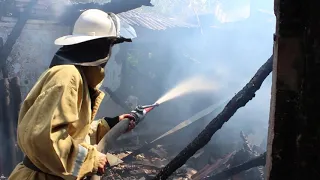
[{"x1": 113, "y1": 36, "x2": 132, "y2": 44}]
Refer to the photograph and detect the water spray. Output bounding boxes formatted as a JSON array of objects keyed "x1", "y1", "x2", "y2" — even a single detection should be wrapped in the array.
[
  {"x1": 98, "y1": 76, "x2": 218, "y2": 150},
  {"x1": 99, "y1": 76, "x2": 217, "y2": 150},
  {"x1": 155, "y1": 76, "x2": 219, "y2": 104}
]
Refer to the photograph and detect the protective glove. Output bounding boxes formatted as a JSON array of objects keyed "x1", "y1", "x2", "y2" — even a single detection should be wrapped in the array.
[{"x1": 104, "y1": 114, "x2": 136, "y2": 132}]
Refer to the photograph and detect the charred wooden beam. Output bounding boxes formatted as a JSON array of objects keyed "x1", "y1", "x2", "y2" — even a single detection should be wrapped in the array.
[
  {"x1": 0, "y1": 77, "x2": 22, "y2": 176},
  {"x1": 206, "y1": 152, "x2": 266, "y2": 180},
  {"x1": 153, "y1": 55, "x2": 273, "y2": 180},
  {"x1": 266, "y1": 0, "x2": 320, "y2": 179},
  {"x1": 0, "y1": 0, "x2": 38, "y2": 76},
  {"x1": 59, "y1": 0, "x2": 153, "y2": 25}
]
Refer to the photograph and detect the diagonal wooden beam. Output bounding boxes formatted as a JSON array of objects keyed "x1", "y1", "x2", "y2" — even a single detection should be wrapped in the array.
[
  {"x1": 153, "y1": 55, "x2": 273, "y2": 179},
  {"x1": 206, "y1": 152, "x2": 266, "y2": 180}
]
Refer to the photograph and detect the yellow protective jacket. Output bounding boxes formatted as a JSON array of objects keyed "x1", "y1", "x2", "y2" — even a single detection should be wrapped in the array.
[{"x1": 9, "y1": 65, "x2": 112, "y2": 180}]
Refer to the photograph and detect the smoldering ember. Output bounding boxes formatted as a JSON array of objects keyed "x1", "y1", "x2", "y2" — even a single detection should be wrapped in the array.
[{"x1": 0, "y1": 0, "x2": 320, "y2": 180}]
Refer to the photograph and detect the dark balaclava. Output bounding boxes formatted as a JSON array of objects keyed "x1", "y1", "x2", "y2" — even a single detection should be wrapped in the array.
[{"x1": 49, "y1": 38, "x2": 114, "y2": 68}]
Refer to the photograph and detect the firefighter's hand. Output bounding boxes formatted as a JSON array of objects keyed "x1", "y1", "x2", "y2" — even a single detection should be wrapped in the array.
[
  {"x1": 119, "y1": 114, "x2": 136, "y2": 132},
  {"x1": 97, "y1": 151, "x2": 108, "y2": 174}
]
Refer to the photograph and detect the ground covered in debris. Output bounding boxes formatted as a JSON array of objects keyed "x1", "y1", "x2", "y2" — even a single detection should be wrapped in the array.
[
  {"x1": 102, "y1": 131, "x2": 266, "y2": 180},
  {"x1": 102, "y1": 149, "x2": 197, "y2": 180}
]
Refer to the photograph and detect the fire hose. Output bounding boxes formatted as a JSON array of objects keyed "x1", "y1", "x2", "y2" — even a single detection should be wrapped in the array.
[
  {"x1": 89, "y1": 103, "x2": 159, "y2": 179},
  {"x1": 97, "y1": 103, "x2": 159, "y2": 151}
]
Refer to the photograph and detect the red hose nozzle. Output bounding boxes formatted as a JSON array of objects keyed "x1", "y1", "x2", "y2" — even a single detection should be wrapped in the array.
[{"x1": 142, "y1": 103, "x2": 159, "y2": 113}]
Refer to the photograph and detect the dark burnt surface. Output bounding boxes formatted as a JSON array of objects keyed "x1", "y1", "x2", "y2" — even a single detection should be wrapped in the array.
[{"x1": 266, "y1": 0, "x2": 320, "y2": 179}]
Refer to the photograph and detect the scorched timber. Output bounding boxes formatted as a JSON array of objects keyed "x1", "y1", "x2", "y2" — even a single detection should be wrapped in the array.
[
  {"x1": 206, "y1": 152, "x2": 266, "y2": 180},
  {"x1": 152, "y1": 55, "x2": 273, "y2": 180}
]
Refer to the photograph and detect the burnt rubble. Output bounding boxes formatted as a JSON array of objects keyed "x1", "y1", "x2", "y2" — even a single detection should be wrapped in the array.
[
  {"x1": 97, "y1": 131, "x2": 266, "y2": 180},
  {"x1": 101, "y1": 147, "x2": 197, "y2": 180}
]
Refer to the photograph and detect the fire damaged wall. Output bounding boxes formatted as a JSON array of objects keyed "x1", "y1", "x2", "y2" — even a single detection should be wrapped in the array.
[
  {"x1": 0, "y1": 18, "x2": 70, "y2": 97},
  {"x1": 266, "y1": 0, "x2": 320, "y2": 179}
]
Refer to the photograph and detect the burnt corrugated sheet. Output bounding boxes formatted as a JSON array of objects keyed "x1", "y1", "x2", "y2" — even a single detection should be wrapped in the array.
[
  {"x1": 8, "y1": 0, "x2": 197, "y2": 30},
  {"x1": 117, "y1": 9, "x2": 196, "y2": 30}
]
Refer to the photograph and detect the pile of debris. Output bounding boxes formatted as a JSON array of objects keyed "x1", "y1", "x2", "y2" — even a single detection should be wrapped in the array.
[
  {"x1": 101, "y1": 131, "x2": 266, "y2": 180},
  {"x1": 202, "y1": 131, "x2": 265, "y2": 180},
  {"x1": 102, "y1": 146, "x2": 197, "y2": 180}
]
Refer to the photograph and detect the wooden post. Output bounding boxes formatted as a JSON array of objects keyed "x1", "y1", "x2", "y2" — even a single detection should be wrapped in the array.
[
  {"x1": 0, "y1": 77, "x2": 22, "y2": 176},
  {"x1": 266, "y1": 0, "x2": 320, "y2": 179}
]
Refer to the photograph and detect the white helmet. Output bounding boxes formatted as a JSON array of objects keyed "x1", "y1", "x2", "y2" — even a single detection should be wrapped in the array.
[{"x1": 54, "y1": 9, "x2": 134, "y2": 46}]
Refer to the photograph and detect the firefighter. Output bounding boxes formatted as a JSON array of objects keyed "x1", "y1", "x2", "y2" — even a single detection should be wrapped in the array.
[{"x1": 9, "y1": 9, "x2": 135, "y2": 180}]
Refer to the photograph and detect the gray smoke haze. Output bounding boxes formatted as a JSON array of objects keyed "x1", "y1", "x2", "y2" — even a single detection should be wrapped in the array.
[
  {"x1": 0, "y1": 0, "x2": 275, "y2": 172},
  {"x1": 122, "y1": 0, "x2": 275, "y2": 150}
]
